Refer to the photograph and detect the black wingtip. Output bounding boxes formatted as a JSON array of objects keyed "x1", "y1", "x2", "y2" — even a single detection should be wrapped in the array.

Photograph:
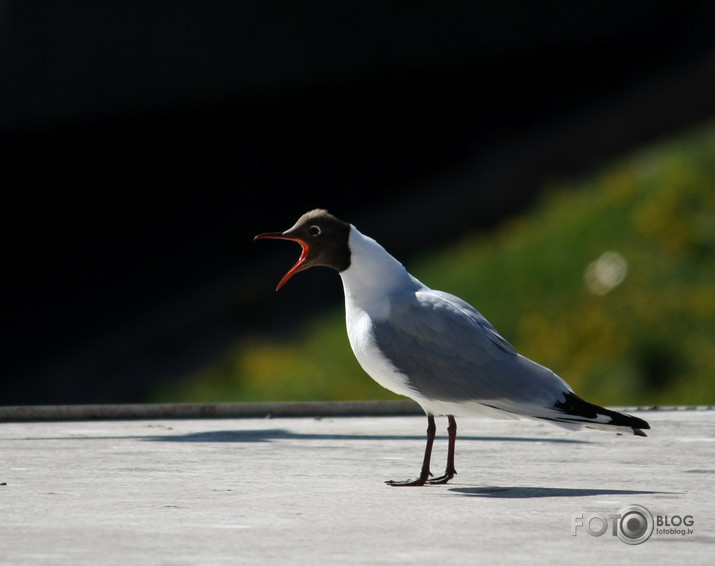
[{"x1": 554, "y1": 392, "x2": 651, "y2": 434}]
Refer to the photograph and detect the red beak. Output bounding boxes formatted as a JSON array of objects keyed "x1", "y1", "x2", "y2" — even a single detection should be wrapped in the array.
[{"x1": 254, "y1": 232, "x2": 310, "y2": 291}]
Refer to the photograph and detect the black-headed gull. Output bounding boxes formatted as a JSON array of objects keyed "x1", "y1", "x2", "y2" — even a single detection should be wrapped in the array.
[{"x1": 255, "y1": 209, "x2": 649, "y2": 486}]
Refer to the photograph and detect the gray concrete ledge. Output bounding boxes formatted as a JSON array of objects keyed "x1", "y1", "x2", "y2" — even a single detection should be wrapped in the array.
[
  {"x1": 0, "y1": 400, "x2": 425, "y2": 422},
  {"x1": 1, "y1": 402, "x2": 712, "y2": 422}
]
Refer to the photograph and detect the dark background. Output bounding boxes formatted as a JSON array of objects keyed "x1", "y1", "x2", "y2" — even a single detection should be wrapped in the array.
[{"x1": 3, "y1": 2, "x2": 715, "y2": 404}]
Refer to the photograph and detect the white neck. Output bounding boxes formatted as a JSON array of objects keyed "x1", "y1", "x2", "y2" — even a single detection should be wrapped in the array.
[{"x1": 339, "y1": 226, "x2": 423, "y2": 319}]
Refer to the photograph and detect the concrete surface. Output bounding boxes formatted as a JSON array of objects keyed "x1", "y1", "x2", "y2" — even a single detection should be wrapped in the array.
[{"x1": 1, "y1": 407, "x2": 713, "y2": 565}]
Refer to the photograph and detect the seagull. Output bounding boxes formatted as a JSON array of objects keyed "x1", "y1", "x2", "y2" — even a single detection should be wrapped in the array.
[{"x1": 255, "y1": 209, "x2": 650, "y2": 486}]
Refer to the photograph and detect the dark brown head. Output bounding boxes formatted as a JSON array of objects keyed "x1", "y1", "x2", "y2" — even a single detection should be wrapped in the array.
[{"x1": 254, "y1": 209, "x2": 352, "y2": 290}]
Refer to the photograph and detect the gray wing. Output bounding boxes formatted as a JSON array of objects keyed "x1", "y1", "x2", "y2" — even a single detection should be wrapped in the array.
[{"x1": 372, "y1": 289, "x2": 573, "y2": 412}]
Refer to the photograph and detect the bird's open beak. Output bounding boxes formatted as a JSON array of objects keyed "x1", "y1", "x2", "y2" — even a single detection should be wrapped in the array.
[{"x1": 254, "y1": 232, "x2": 310, "y2": 291}]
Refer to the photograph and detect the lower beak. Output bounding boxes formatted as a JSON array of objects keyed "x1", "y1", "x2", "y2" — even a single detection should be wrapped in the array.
[{"x1": 254, "y1": 232, "x2": 310, "y2": 290}]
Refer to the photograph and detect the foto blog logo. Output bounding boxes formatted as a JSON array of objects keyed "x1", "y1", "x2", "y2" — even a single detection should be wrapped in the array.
[{"x1": 571, "y1": 504, "x2": 695, "y2": 545}]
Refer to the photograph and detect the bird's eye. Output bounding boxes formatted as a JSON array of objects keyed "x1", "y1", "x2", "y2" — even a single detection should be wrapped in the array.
[{"x1": 309, "y1": 225, "x2": 321, "y2": 237}]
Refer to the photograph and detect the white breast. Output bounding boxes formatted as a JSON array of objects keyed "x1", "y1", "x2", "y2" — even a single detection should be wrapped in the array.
[{"x1": 344, "y1": 305, "x2": 418, "y2": 399}]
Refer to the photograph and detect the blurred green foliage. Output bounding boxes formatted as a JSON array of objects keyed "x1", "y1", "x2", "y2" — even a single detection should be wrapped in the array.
[{"x1": 156, "y1": 124, "x2": 715, "y2": 406}]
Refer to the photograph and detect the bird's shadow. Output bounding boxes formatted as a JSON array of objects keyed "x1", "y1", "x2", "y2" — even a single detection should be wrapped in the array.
[
  {"x1": 23, "y1": 428, "x2": 591, "y2": 445},
  {"x1": 140, "y1": 428, "x2": 590, "y2": 444},
  {"x1": 448, "y1": 486, "x2": 677, "y2": 498}
]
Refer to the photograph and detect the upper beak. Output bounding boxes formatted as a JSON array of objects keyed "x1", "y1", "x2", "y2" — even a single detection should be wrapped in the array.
[{"x1": 254, "y1": 232, "x2": 310, "y2": 291}]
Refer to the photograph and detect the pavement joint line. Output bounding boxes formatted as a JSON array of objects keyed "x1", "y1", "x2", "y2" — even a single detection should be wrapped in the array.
[{"x1": 0, "y1": 401, "x2": 711, "y2": 422}]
